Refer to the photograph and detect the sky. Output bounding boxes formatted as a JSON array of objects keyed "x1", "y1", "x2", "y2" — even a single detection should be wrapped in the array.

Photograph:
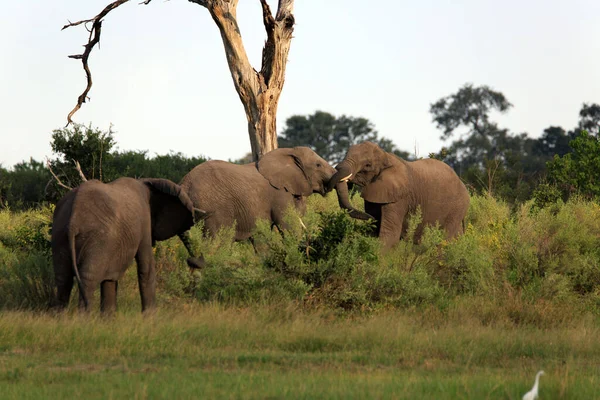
[{"x1": 1, "y1": 0, "x2": 599, "y2": 167}]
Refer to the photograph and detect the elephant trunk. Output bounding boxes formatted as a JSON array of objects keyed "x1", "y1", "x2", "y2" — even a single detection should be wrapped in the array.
[
  {"x1": 329, "y1": 162, "x2": 374, "y2": 221},
  {"x1": 327, "y1": 161, "x2": 354, "y2": 192}
]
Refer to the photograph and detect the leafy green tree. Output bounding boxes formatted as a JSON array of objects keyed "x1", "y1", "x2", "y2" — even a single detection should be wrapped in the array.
[
  {"x1": 430, "y1": 83, "x2": 512, "y2": 140},
  {"x1": 278, "y1": 111, "x2": 409, "y2": 163},
  {"x1": 8, "y1": 159, "x2": 51, "y2": 208},
  {"x1": 50, "y1": 123, "x2": 115, "y2": 185},
  {"x1": 429, "y1": 84, "x2": 555, "y2": 202},
  {"x1": 533, "y1": 126, "x2": 572, "y2": 158},
  {"x1": 577, "y1": 103, "x2": 600, "y2": 136},
  {"x1": 109, "y1": 151, "x2": 207, "y2": 183},
  {"x1": 0, "y1": 159, "x2": 52, "y2": 209},
  {"x1": 0, "y1": 165, "x2": 10, "y2": 206},
  {"x1": 547, "y1": 130, "x2": 600, "y2": 199}
]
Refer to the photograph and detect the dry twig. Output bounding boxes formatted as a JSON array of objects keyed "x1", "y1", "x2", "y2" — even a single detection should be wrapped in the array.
[
  {"x1": 73, "y1": 160, "x2": 88, "y2": 182},
  {"x1": 46, "y1": 159, "x2": 72, "y2": 191}
]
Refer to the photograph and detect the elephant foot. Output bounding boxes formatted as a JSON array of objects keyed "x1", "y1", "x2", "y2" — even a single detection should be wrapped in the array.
[{"x1": 186, "y1": 256, "x2": 206, "y2": 270}]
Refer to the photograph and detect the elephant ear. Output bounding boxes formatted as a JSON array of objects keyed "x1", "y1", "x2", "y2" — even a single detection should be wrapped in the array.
[
  {"x1": 361, "y1": 154, "x2": 408, "y2": 204},
  {"x1": 256, "y1": 148, "x2": 313, "y2": 196},
  {"x1": 142, "y1": 178, "x2": 208, "y2": 242}
]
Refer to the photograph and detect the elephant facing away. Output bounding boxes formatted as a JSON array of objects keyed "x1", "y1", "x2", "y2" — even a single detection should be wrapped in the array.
[
  {"x1": 328, "y1": 141, "x2": 470, "y2": 249},
  {"x1": 51, "y1": 177, "x2": 206, "y2": 313},
  {"x1": 178, "y1": 147, "x2": 371, "y2": 263}
]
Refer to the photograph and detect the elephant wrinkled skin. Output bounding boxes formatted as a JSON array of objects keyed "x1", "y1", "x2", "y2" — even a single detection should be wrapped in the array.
[
  {"x1": 51, "y1": 177, "x2": 206, "y2": 313},
  {"x1": 328, "y1": 141, "x2": 470, "y2": 248},
  {"x1": 179, "y1": 147, "x2": 371, "y2": 265}
]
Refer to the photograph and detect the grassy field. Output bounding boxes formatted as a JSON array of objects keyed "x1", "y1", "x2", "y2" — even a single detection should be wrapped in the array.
[
  {"x1": 1, "y1": 305, "x2": 599, "y2": 399},
  {"x1": 1, "y1": 193, "x2": 600, "y2": 398}
]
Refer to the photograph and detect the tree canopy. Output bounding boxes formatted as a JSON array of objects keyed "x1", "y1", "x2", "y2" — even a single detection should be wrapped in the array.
[{"x1": 278, "y1": 111, "x2": 410, "y2": 164}]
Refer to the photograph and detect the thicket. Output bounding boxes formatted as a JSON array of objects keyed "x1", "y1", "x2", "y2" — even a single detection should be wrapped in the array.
[
  {"x1": 1, "y1": 192, "x2": 599, "y2": 325},
  {"x1": 0, "y1": 124, "x2": 207, "y2": 209}
]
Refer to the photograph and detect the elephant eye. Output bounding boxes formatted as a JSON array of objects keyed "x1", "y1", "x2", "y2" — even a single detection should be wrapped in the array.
[
  {"x1": 365, "y1": 163, "x2": 372, "y2": 168},
  {"x1": 316, "y1": 163, "x2": 322, "y2": 168}
]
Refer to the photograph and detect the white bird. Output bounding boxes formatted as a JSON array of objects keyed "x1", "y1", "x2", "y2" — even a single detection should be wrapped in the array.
[{"x1": 522, "y1": 370, "x2": 545, "y2": 400}]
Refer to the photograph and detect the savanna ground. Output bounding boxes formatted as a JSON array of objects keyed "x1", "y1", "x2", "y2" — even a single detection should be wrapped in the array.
[{"x1": 1, "y1": 193, "x2": 599, "y2": 399}]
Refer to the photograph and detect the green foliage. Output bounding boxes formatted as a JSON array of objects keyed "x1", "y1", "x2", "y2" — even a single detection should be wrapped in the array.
[
  {"x1": 278, "y1": 111, "x2": 408, "y2": 163},
  {"x1": 429, "y1": 85, "x2": 600, "y2": 205},
  {"x1": 530, "y1": 182, "x2": 563, "y2": 210},
  {"x1": 2, "y1": 184, "x2": 600, "y2": 320},
  {"x1": 50, "y1": 123, "x2": 115, "y2": 184},
  {"x1": 577, "y1": 102, "x2": 600, "y2": 136},
  {"x1": 108, "y1": 150, "x2": 207, "y2": 182},
  {"x1": 2, "y1": 309, "x2": 600, "y2": 398},
  {"x1": 0, "y1": 207, "x2": 54, "y2": 310},
  {"x1": 547, "y1": 130, "x2": 600, "y2": 199},
  {"x1": 430, "y1": 83, "x2": 512, "y2": 139},
  {"x1": 2, "y1": 123, "x2": 207, "y2": 210}
]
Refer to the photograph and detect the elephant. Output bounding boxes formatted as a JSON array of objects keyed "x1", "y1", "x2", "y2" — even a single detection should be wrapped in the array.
[
  {"x1": 327, "y1": 141, "x2": 470, "y2": 248},
  {"x1": 51, "y1": 177, "x2": 206, "y2": 313},
  {"x1": 178, "y1": 146, "x2": 372, "y2": 266}
]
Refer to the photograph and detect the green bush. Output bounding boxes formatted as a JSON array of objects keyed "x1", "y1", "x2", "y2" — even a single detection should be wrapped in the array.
[
  {"x1": 1, "y1": 192, "x2": 599, "y2": 320},
  {"x1": 547, "y1": 130, "x2": 600, "y2": 199}
]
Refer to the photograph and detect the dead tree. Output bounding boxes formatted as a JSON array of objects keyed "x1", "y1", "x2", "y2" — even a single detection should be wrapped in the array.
[{"x1": 63, "y1": 0, "x2": 295, "y2": 161}]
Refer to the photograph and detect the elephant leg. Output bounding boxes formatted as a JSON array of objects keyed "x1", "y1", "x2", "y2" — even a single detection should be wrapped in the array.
[
  {"x1": 248, "y1": 236, "x2": 258, "y2": 254},
  {"x1": 444, "y1": 218, "x2": 463, "y2": 240},
  {"x1": 379, "y1": 202, "x2": 407, "y2": 250},
  {"x1": 178, "y1": 231, "x2": 205, "y2": 270},
  {"x1": 135, "y1": 242, "x2": 156, "y2": 313},
  {"x1": 77, "y1": 280, "x2": 95, "y2": 313},
  {"x1": 100, "y1": 280, "x2": 118, "y2": 314},
  {"x1": 55, "y1": 273, "x2": 73, "y2": 310},
  {"x1": 364, "y1": 201, "x2": 382, "y2": 236}
]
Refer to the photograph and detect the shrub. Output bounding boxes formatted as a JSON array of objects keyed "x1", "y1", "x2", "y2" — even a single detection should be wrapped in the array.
[
  {"x1": 1, "y1": 193, "x2": 599, "y2": 321},
  {"x1": 547, "y1": 130, "x2": 600, "y2": 199}
]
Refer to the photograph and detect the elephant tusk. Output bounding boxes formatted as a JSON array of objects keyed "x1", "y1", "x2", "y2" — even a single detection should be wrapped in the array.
[
  {"x1": 340, "y1": 173, "x2": 353, "y2": 182},
  {"x1": 298, "y1": 217, "x2": 307, "y2": 230}
]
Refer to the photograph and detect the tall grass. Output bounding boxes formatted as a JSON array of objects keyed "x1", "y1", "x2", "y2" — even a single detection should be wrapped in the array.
[{"x1": 0, "y1": 307, "x2": 599, "y2": 398}]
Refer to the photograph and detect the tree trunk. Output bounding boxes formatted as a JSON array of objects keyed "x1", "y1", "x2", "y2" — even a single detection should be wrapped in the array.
[
  {"x1": 64, "y1": 0, "x2": 295, "y2": 162},
  {"x1": 204, "y1": 0, "x2": 295, "y2": 161}
]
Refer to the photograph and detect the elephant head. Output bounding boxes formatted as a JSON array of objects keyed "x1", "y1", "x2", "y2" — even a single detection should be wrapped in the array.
[
  {"x1": 257, "y1": 147, "x2": 373, "y2": 220},
  {"x1": 257, "y1": 147, "x2": 336, "y2": 196},
  {"x1": 141, "y1": 178, "x2": 208, "y2": 242},
  {"x1": 328, "y1": 141, "x2": 402, "y2": 213}
]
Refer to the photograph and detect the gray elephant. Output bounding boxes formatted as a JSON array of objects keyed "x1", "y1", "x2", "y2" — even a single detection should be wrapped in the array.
[
  {"x1": 51, "y1": 177, "x2": 206, "y2": 313},
  {"x1": 178, "y1": 147, "x2": 371, "y2": 264},
  {"x1": 328, "y1": 141, "x2": 470, "y2": 248}
]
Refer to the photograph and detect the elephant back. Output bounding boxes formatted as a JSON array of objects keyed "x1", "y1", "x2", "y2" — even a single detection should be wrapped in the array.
[{"x1": 179, "y1": 160, "x2": 273, "y2": 225}]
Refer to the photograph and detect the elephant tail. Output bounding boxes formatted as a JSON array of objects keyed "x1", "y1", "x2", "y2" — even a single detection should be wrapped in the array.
[
  {"x1": 68, "y1": 229, "x2": 87, "y2": 309},
  {"x1": 462, "y1": 218, "x2": 466, "y2": 234}
]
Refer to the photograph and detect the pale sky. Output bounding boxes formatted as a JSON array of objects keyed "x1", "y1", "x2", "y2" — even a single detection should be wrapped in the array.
[{"x1": 1, "y1": 0, "x2": 599, "y2": 167}]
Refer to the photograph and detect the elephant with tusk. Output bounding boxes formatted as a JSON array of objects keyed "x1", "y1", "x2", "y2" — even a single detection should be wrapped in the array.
[
  {"x1": 328, "y1": 141, "x2": 470, "y2": 249},
  {"x1": 177, "y1": 146, "x2": 373, "y2": 267}
]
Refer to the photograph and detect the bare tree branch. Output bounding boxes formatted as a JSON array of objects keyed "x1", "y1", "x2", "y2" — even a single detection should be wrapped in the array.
[
  {"x1": 276, "y1": 0, "x2": 294, "y2": 20},
  {"x1": 259, "y1": 0, "x2": 294, "y2": 88},
  {"x1": 64, "y1": 0, "x2": 295, "y2": 162},
  {"x1": 46, "y1": 159, "x2": 73, "y2": 191},
  {"x1": 73, "y1": 160, "x2": 88, "y2": 182},
  {"x1": 63, "y1": 0, "x2": 154, "y2": 125},
  {"x1": 187, "y1": 0, "x2": 210, "y2": 8}
]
